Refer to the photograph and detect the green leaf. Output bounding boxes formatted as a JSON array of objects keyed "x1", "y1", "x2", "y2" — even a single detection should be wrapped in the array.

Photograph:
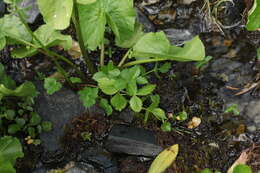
[
  {"x1": 158, "y1": 62, "x2": 171, "y2": 73},
  {"x1": 0, "y1": 15, "x2": 32, "y2": 43},
  {"x1": 111, "y1": 93, "x2": 127, "y2": 111},
  {"x1": 41, "y1": 121, "x2": 52, "y2": 132},
  {"x1": 12, "y1": 25, "x2": 72, "y2": 58},
  {"x1": 8, "y1": 124, "x2": 21, "y2": 134},
  {"x1": 132, "y1": 32, "x2": 205, "y2": 62},
  {"x1": 136, "y1": 76, "x2": 148, "y2": 84},
  {"x1": 100, "y1": 98, "x2": 113, "y2": 116},
  {"x1": 176, "y1": 111, "x2": 188, "y2": 121},
  {"x1": 137, "y1": 84, "x2": 156, "y2": 96},
  {"x1": 126, "y1": 80, "x2": 137, "y2": 96},
  {"x1": 37, "y1": 0, "x2": 73, "y2": 30},
  {"x1": 44, "y1": 78, "x2": 62, "y2": 95},
  {"x1": 0, "y1": 136, "x2": 23, "y2": 165},
  {"x1": 0, "y1": 160, "x2": 16, "y2": 173},
  {"x1": 27, "y1": 127, "x2": 36, "y2": 138},
  {"x1": 246, "y1": 0, "x2": 260, "y2": 31},
  {"x1": 129, "y1": 96, "x2": 142, "y2": 112},
  {"x1": 121, "y1": 65, "x2": 141, "y2": 80},
  {"x1": 77, "y1": 0, "x2": 96, "y2": 4},
  {"x1": 224, "y1": 104, "x2": 240, "y2": 115},
  {"x1": 0, "y1": 36, "x2": 6, "y2": 51},
  {"x1": 200, "y1": 169, "x2": 212, "y2": 173},
  {"x1": 161, "y1": 121, "x2": 172, "y2": 132},
  {"x1": 78, "y1": 0, "x2": 136, "y2": 50},
  {"x1": 233, "y1": 164, "x2": 252, "y2": 173},
  {"x1": 148, "y1": 144, "x2": 178, "y2": 173},
  {"x1": 15, "y1": 118, "x2": 26, "y2": 127},
  {"x1": 29, "y1": 112, "x2": 41, "y2": 126},
  {"x1": 5, "y1": 110, "x2": 16, "y2": 120},
  {"x1": 257, "y1": 47, "x2": 260, "y2": 60},
  {"x1": 78, "y1": 87, "x2": 99, "y2": 107},
  {"x1": 96, "y1": 78, "x2": 126, "y2": 95},
  {"x1": 149, "y1": 95, "x2": 160, "y2": 109},
  {"x1": 151, "y1": 108, "x2": 167, "y2": 121},
  {"x1": 70, "y1": 77, "x2": 82, "y2": 83},
  {"x1": 0, "y1": 81, "x2": 37, "y2": 99}
]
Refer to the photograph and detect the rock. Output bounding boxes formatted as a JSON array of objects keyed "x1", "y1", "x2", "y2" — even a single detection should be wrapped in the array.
[
  {"x1": 105, "y1": 125, "x2": 163, "y2": 157},
  {"x1": 163, "y1": 28, "x2": 194, "y2": 45},
  {"x1": 79, "y1": 147, "x2": 118, "y2": 173},
  {"x1": 0, "y1": 0, "x2": 5, "y2": 17},
  {"x1": 35, "y1": 82, "x2": 87, "y2": 151},
  {"x1": 19, "y1": 0, "x2": 40, "y2": 23},
  {"x1": 136, "y1": 8, "x2": 156, "y2": 32}
]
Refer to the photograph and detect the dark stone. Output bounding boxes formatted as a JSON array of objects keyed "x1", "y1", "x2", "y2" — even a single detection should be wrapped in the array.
[
  {"x1": 19, "y1": 0, "x2": 40, "y2": 23},
  {"x1": 136, "y1": 8, "x2": 156, "y2": 32},
  {"x1": 35, "y1": 82, "x2": 87, "y2": 151},
  {"x1": 79, "y1": 147, "x2": 118, "y2": 173},
  {"x1": 105, "y1": 125, "x2": 163, "y2": 157},
  {"x1": 0, "y1": 0, "x2": 5, "y2": 17}
]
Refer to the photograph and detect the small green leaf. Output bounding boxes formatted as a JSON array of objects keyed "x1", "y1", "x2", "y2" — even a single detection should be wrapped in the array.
[
  {"x1": 108, "y1": 69, "x2": 120, "y2": 77},
  {"x1": 158, "y1": 62, "x2": 171, "y2": 73},
  {"x1": 137, "y1": 84, "x2": 156, "y2": 96},
  {"x1": 78, "y1": 87, "x2": 99, "y2": 108},
  {"x1": 41, "y1": 121, "x2": 52, "y2": 132},
  {"x1": 126, "y1": 80, "x2": 137, "y2": 96},
  {"x1": 100, "y1": 98, "x2": 113, "y2": 116},
  {"x1": 29, "y1": 112, "x2": 41, "y2": 126},
  {"x1": 15, "y1": 118, "x2": 26, "y2": 127},
  {"x1": 200, "y1": 169, "x2": 212, "y2": 173},
  {"x1": 136, "y1": 76, "x2": 148, "y2": 84},
  {"x1": 233, "y1": 164, "x2": 252, "y2": 173},
  {"x1": 70, "y1": 77, "x2": 82, "y2": 83},
  {"x1": 161, "y1": 121, "x2": 172, "y2": 132},
  {"x1": 151, "y1": 108, "x2": 167, "y2": 121},
  {"x1": 27, "y1": 127, "x2": 36, "y2": 138},
  {"x1": 176, "y1": 111, "x2": 188, "y2": 121},
  {"x1": 97, "y1": 78, "x2": 122, "y2": 95},
  {"x1": 246, "y1": 0, "x2": 260, "y2": 31},
  {"x1": 5, "y1": 110, "x2": 15, "y2": 120},
  {"x1": 8, "y1": 124, "x2": 21, "y2": 134},
  {"x1": 37, "y1": 0, "x2": 73, "y2": 30},
  {"x1": 81, "y1": 132, "x2": 92, "y2": 141},
  {"x1": 44, "y1": 78, "x2": 62, "y2": 95},
  {"x1": 224, "y1": 104, "x2": 240, "y2": 115},
  {"x1": 111, "y1": 93, "x2": 127, "y2": 111},
  {"x1": 130, "y1": 96, "x2": 142, "y2": 112}
]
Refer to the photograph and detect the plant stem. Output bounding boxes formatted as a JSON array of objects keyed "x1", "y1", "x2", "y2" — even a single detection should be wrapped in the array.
[
  {"x1": 16, "y1": 8, "x2": 72, "y2": 84},
  {"x1": 15, "y1": 7, "x2": 85, "y2": 79},
  {"x1": 123, "y1": 58, "x2": 166, "y2": 67},
  {"x1": 72, "y1": 0, "x2": 95, "y2": 74},
  {"x1": 100, "y1": 43, "x2": 105, "y2": 66},
  {"x1": 118, "y1": 49, "x2": 132, "y2": 67}
]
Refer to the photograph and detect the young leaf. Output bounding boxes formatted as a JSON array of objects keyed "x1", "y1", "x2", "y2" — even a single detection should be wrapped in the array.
[
  {"x1": 130, "y1": 96, "x2": 142, "y2": 112},
  {"x1": 70, "y1": 77, "x2": 82, "y2": 83},
  {"x1": 37, "y1": 0, "x2": 73, "y2": 30},
  {"x1": 0, "y1": 136, "x2": 24, "y2": 164},
  {"x1": 29, "y1": 112, "x2": 42, "y2": 126},
  {"x1": 78, "y1": 0, "x2": 135, "y2": 50},
  {"x1": 158, "y1": 62, "x2": 171, "y2": 73},
  {"x1": 148, "y1": 144, "x2": 179, "y2": 173},
  {"x1": 111, "y1": 93, "x2": 127, "y2": 111},
  {"x1": 151, "y1": 108, "x2": 167, "y2": 121},
  {"x1": 100, "y1": 98, "x2": 113, "y2": 116},
  {"x1": 137, "y1": 84, "x2": 156, "y2": 96},
  {"x1": 41, "y1": 121, "x2": 52, "y2": 132},
  {"x1": 132, "y1": 32, "x2": 205, "y2": 62},
  {"x1": 161, "y1": 121, "x2": 172, "y2": 132},
  {"x1": 44, "y1": 78, "x2": 62, "y2": 95},
  {"x1": 246, "y1": 0, "x2": 260, "y2": 31},
  {"x1": 136, "y1": 76, "x2": 148, "y2": 84},
  {"x1": 78, "y1": 87, "x2": 99, "y2": 108},
  {"x1": 97, "y1": 78, "x2": 120, "y2": 95}
]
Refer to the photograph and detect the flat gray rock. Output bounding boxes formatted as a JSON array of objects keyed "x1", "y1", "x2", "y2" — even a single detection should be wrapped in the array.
[
  {"x1": 19, "y1": 0, "x2": 39, "y2": 23},
  {"x1": 35, "y1": 82, "x2": 87, "y2": 151},
  {"x1": 105, "y1": 125, "x2": 162, "y2": 157}
]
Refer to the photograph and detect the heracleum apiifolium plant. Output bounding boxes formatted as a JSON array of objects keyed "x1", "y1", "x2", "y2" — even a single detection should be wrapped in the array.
[
  {"x1": 0, "y1": 0, "x2": 206, "y2": 128},
  {"x1": 0, "y1": 63, "x2": 52, "y2": 144}
]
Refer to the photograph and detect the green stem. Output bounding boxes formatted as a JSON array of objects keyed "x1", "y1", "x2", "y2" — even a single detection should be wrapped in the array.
[
  {"x1": 16, "y1": 7, "x2": 85, "y2": 79},
  {"x1": 72, "y1": 0, "x2": 95, "y2": 74},
  {"x1": 123, "y1": 58, "x2": 166, "y2": 67},
  {"x1": 118, "y1": 49, "x2": 132, "y2": 67},
  {"x1": 100, "y1": 42, "x2": 105, "y2": 66},
  {"x1": 16, "y1": 7, "x2": 72, "y2": 85}
]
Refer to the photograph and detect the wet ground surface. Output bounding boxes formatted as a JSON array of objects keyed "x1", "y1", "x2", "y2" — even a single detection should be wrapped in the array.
[{"x1": 0, "y1": 0, "x2": 260, "y2": 172}]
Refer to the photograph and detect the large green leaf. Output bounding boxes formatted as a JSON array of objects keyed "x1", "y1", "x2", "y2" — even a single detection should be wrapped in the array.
[
  {"x1": 0, "y1": 81, "x2": 37, "y2": 99},
  {"x1": 78, "y1": 0, "x2": 136, "y2": 50},
  {"x1": 0, "y1": 15, "x2": 32, "y2": 43},
  {"x1": 0, "y1": 136, "x2": 24, "y2": 165},
  {"x1": 12, "y1": 25, "x2": 72, "y2": 58},
  {"x1": 246, "y1": 0, "x2": 260, "y2": 31},
  {"x1": 37, "y1": 0, "x2": 73, "y2": 30},
  {"x1": 132, "y1": 32, "x2": 205, "y2": 62}
]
